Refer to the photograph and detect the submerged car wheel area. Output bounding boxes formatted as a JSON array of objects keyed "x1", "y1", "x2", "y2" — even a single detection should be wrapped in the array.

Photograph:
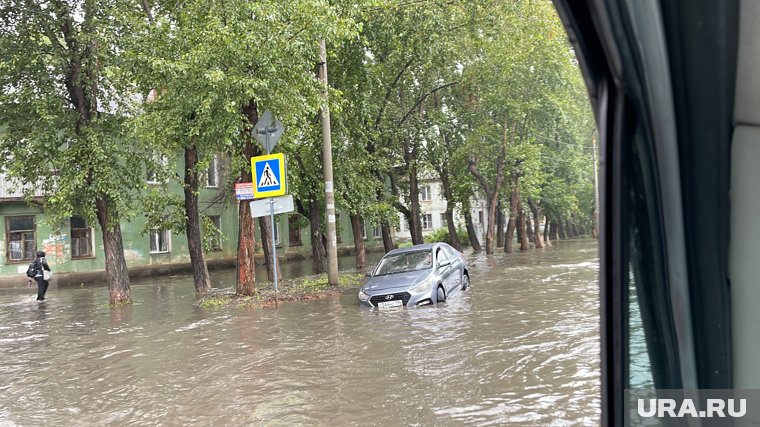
[{"x1": 358, "y1": 242, "x2": 469, "y2": 309}]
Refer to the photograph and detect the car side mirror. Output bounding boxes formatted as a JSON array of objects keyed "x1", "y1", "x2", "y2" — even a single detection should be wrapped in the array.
[
  {"x1": 365, "y1": 271, "x2": 373, "y2": 277},
  {"x1": 438, "y1": 260, "x2": 451, "y2": 267}
]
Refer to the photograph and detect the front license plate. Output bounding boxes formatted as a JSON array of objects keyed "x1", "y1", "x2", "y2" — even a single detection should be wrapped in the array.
[{"x1": 377, "y1": 299, "x2": 403, "y2": 310}]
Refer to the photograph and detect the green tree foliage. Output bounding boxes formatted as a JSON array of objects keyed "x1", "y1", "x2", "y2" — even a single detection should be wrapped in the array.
[{"x1": 0, "y1": 0, "x2": 145, "y2": 304}]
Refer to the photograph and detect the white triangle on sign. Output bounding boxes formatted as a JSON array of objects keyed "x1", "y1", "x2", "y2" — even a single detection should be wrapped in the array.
[{"x1": 258, "y1": 162, "x2": 280, "y2": 188}]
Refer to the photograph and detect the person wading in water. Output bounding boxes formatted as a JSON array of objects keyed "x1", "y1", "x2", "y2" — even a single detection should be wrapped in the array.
[{"x1": 27, "y1": 251, "x2": 52, "y2": 301}]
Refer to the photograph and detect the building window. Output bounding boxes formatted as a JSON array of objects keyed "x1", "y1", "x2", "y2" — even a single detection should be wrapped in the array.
[
  {"x1": 361, "y1": 218, "x2": 367, "y2": 240},
  {"x1": 440, "y1": 213, "x2": 448, "y2": 228},
  {"x1": 289, "y1": 215, "x2": 302, "y2": 246},
  {"x1": 373, "y1": 225, "x2": 382, "y2": 238},
  {"x1": 208, "y1": 215, "x2": 222, "y2": 251},
  {"x1": 422, "y1": 214, "x2": 433, "y2": 230},
  {"x1": 420, "y1": 185, "x2": 432, "y2": 201},
  {"x1": 147, "y1": 154, "x2": 168, "y2": 184},
  {"x1": 70, "y1": 216, "x2": 93, "y2": 258},
  {"x1": 149, "y1": 228, "x2": 171, "y2": 254},
  {"x1": 6, "y1": 215, "x2": 36, "y2": 262},
  {"x1": 478, "y1": 210, "x2": 484, "y2": 224},
  {"x1": 207, "y1": 155, "x2": 219, "y2": 188},
  {"x1": 273, "y1": 219, "x2": 281, "y2": 246}
]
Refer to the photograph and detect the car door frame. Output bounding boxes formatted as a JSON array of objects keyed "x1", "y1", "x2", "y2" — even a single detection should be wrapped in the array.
[{"x1": 552, "y1": 0, "x2": 735, "y2": 424}]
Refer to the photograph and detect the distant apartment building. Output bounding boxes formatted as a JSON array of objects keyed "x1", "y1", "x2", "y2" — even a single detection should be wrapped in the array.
[{"x1": 395, "y1": 178, "x2": 490, "y2": 245}]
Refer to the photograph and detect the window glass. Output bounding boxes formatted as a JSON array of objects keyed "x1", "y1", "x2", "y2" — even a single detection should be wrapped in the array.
[
  {"x1": 436, "y1": 247, "x2": 451, "y2": 262},
  {"x1": 6, "y1": 215, "x2": 36, "y2": 261},
  {"x1": 420, "y1": 185, "x2": 432, "y2": 201},
  {"x1": 207, "y1": 155, "x2": 219, "y2": 187},
  {"x1": 70, "y1": 216, "x2": 93, "y2": 258},
  {"x1": 629, "y1": 271, "x2": 655, "y2": 388},
  {"x1": 150, "y1": 229, "x2": 170, "y2": 253},
  {"x1": 422, "y1": 214, "x2": 433, "y2": 230},
  {"x1": 625, "y1": 130, "x2": 664, "y2": 391}
]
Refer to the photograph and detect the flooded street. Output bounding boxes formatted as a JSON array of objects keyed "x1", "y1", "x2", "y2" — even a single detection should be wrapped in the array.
[{"x1": 0, "y1": 240, "x2": 599, "y2": 425}]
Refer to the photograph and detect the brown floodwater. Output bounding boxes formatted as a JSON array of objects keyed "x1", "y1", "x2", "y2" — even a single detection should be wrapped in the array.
[{"x1": 0, "y1": 239, "x2": 599, "y2": 425}]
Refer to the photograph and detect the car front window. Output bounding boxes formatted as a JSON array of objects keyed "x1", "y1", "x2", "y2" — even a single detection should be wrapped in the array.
[{"x1": 374, "y1": 251, "x2": 433, "y2": 276}]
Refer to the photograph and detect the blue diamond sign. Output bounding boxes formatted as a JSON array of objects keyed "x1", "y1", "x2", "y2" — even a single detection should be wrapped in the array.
[{"x1": 252, "y1": 153, "x2": 286, "y2": 198}]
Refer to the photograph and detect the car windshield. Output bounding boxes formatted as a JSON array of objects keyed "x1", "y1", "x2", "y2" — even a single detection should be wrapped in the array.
[{"x1": 374, "y1": 250, "x2": 432, "y2": 276}]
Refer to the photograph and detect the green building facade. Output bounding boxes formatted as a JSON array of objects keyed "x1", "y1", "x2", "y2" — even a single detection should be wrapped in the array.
[{"x1": 0, "y1": 157, "x2": 386, "y2": 284}]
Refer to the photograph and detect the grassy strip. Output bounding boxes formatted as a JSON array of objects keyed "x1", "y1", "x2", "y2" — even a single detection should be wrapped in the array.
[{"x1": 196, "y1": 272, "x2": 365, "y2": 309}]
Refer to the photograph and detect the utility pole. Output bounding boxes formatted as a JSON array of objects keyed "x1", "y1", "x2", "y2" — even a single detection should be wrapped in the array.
[
  {"x1": 592, "y1": 131, "x2": 600, "y2": 239},
  {"x1": 319, "y1": 39, "x2": 339, "y2": 285}
]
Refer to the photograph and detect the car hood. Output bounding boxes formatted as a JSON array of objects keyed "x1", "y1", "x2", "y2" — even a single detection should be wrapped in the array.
[{"x1": 364, "y1": 270, "x2": 431, "y2": 292}]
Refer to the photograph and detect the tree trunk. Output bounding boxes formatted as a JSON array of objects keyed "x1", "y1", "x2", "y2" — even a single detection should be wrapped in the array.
[
  {"x1": 439, "y1": 173, "x2": 462, "y2": 252},
  {"x1": 505, "y1": 172, "x2": 520, "y2": 253},
  {"x1": 350, "y1": 214, "x2": 367, "y2": 269},
  {"x1": 309, "y1": 198, "x2": 327, "y2": 273},
  {"x1": 496, "y1": 202, "x2": 505, "y2": 248},
  {"x1": 558, "y1": 219, "x2": 566, "y2": 239},
  {"x1": 258, "y1": 216, "x2": 281, "y2": 282},
  {"x1": 237, "y1": 199, "x2": 256, "y2": 296},
  {"x1": 96, "y1": 195, "x2": 131, "y2": 306},
  {"x1": 572, "y1": 219, "x2": 579, "y2": 237},
  {"x1": 406, "y1": 150, "x2": 424, "y2": 245},
  {"x1": 525, "y1": 211, "x2": 534, "y2": 243},
  {"x1": 505, "y1": 218, "x2": 516, "y2": 253},
  {"x1": 527, "y1": 199, "x2": 544, "y2": 249},
  {"x1": 463, "y1": 209, "x2": 482, "y2": 252},
  {"x1": 184, "y1": 145, "x2": 211, "y2": 293},
  {"x1": 467, "y1": 116, "x2": 509, "y2": 254},
  {"x1": 544, "y1": 217, "x2": 551, "y2": 246},
  {"x1": 381, "y1": 221, "x2": 395, "y2": 253},
  {"x1": 518, "y1": 207, "x2": 528, "y2": 251},
  {"x1": 238, "y1": 104, "x2": 259, "y2": 296}
]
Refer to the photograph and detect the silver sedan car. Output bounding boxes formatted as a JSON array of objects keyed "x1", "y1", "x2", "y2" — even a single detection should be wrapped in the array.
[{"x1": 358, "y1": 242, "x2": 469, "y2": 309}]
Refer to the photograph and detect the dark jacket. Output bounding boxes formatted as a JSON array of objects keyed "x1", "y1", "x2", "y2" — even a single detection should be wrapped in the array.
[{"x1": 33, "y1": 256, "x2": 51, "y2": 279}]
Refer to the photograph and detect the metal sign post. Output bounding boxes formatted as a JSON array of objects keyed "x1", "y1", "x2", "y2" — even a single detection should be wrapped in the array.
[
  {"x1": 269, "y1": 197, "x2": 278, "y2": 307},
  {"x1": 252, "y1": 110, "x2": 286, "y2": 308}
]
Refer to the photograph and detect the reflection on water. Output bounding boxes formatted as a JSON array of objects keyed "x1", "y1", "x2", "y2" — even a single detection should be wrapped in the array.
[{"x1": 0, "y1": 240, "x2": 600, "y2": 425}]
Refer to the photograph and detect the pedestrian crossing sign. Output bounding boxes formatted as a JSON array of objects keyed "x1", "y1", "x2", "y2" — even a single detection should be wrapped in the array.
[{"x1": 252, "y1": 153, "x2": 287, "y2": 198}]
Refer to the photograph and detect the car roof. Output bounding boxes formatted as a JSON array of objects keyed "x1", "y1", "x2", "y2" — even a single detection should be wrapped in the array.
[{"x1": 385, "y1": 243, "x2": 441, "y2": 256}]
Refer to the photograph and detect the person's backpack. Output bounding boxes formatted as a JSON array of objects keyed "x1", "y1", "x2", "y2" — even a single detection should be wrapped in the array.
[{"x1": 25, "y1": 261, "x2": 37, "y2": 278}]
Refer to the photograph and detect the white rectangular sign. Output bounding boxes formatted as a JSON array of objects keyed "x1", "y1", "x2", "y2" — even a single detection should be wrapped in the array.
[{"x1": 249, "y1": 194, "x2": 295, "y2": 218}]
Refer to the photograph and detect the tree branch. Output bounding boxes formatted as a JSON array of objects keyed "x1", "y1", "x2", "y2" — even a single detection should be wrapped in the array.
[
  {"x1": 398, "y1": 81, "x2": 458, "y2": 126},
  {"x1": 374, "y1": 58, "x2": 414, "y2": 130},
  {"x1": 141, "y1": 0, "x2": 154, "y2": 23}
]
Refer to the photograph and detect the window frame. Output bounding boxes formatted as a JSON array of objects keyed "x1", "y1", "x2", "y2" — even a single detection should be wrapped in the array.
[
  {"x1": 422, "y1": 213, "x2": 433, "y2": 230},
  {"x1": 419, "y1": 185, "x2": 432, "y2": 201},
  {"x1": 5, "y1": 215, "x2": 36, "y2": 263},
  {"x1": 70, "y1": 216, "x2": 95, "y2": 259},
  {"x1": 149, "y1": 228, "x2": 171, "y2": 254},
  {"x1": 206, "y1": 155, "x2": 220, "y2": 188}
]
